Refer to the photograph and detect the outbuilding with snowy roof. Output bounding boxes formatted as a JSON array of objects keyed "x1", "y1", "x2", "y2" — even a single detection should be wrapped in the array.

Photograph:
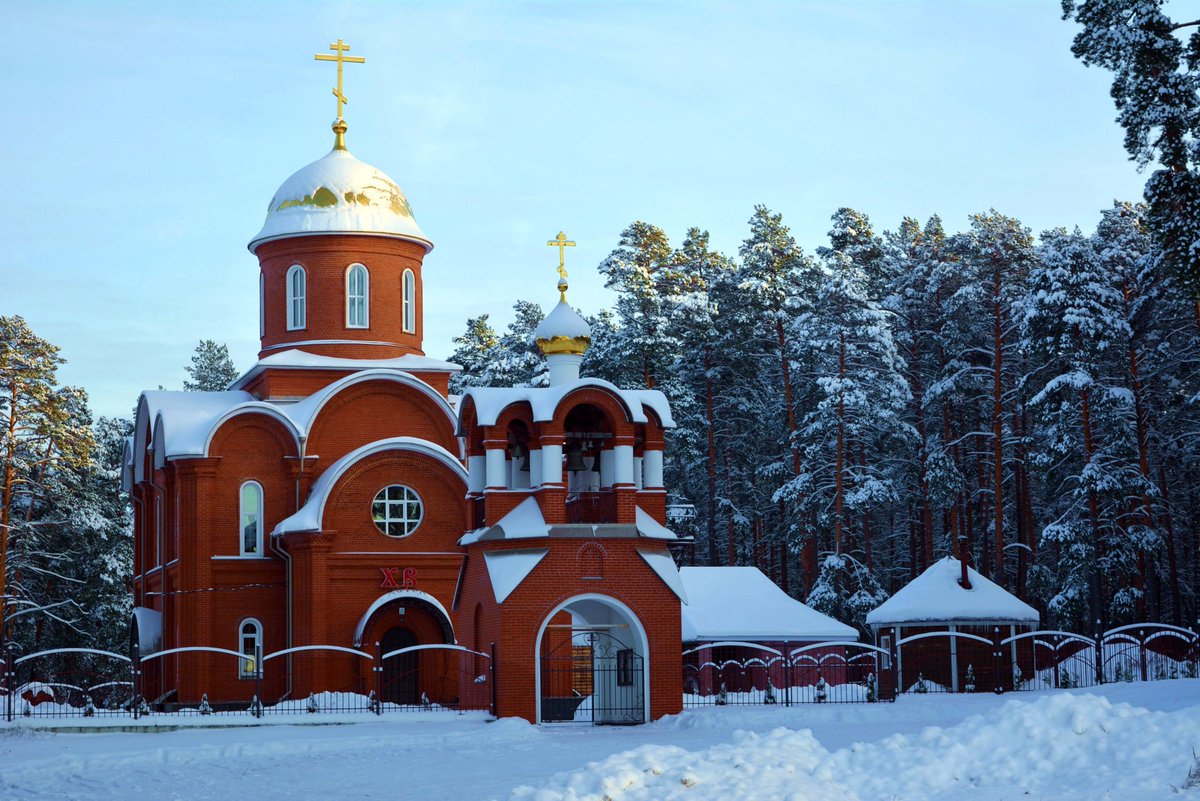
[{"x1": 867, "y1": 557, "x2": 1040, "y2": 694}]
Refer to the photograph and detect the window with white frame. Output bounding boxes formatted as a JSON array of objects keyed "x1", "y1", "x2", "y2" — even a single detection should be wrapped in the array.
[
  {"x1": 286, "y1": 265, "x2": 306, "y2": 330},
  {"x1": 346, "y1": 263, "x2": 369, "y2": 328},
  {"x1": 402, "y1": 269, "x2": 416, "y2": 333},
  {"x1": 371, "y1": 485, "x2": 423, "y2": 537},
  {"x1": 239, "y1": 619, "x2": 262, "y2": 678},
  {"x1": 259, "y1": 272, "x2": 265, "y2": 338},
  {"x1": 240, "y1": 481, "x2": 263, "y2": 556}
]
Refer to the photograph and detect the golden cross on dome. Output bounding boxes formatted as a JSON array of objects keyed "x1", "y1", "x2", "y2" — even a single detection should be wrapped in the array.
[
  {"x1": 547, "y1": 231, "x2": 576, "y2": 281},
  {"x1": 315, "y1": 38, "x2": 365, "y2": 147}
]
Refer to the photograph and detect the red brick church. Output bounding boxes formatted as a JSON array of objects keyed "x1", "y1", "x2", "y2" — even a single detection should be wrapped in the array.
[{"x1": 121, "y1": 48, "x2": 687, "y2": 724}]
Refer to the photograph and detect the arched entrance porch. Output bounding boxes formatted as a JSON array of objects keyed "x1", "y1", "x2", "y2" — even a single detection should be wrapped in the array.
[
  {"x1": 356, "y1": 591, "x2": 456, "y2": 707},
  {"x1": 535, "y1": 594, "x2": 649, "y2": 724}
]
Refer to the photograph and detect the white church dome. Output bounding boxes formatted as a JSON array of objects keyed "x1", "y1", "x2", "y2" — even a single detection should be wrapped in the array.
[
  {"x1": 249, "y1": 146, "x2": 432, "y2": 253},
  {"x1": 535, "y1": 293, "x2": 591, "y2": 356}
]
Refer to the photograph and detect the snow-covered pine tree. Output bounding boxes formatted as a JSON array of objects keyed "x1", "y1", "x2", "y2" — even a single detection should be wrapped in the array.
[
  {"x1": 479, "y1": 301, "x2": 547, "y2": 388},
  {"x1": 666, "y1": 229, "x2": 737, "y2": 567},
  {"x1": 947, "y1": 212, "x2": 1035, "y2": 586},
  {"x1": 596, "y1": 222, "x2": 683, "y2": 391},
  {"x1": 782, "y1": 253, "x2": 909, "y2": 626},
  {"x1": 448, "y1": 314, "x2": 499, "y2": 394},
  {"x1": 183, "y1": 339, "x2": 237, "y2": 391},
  {"x1": 735, "y1": 206, "x2": 822, "y2": 587},
  {"x1": 819, "y1": 207, "x2": 888, "y2": 302},
  {"x1": 881, "y1": 216, "x2": 959, "y2": 577},
  {"x1": 1063, "y1": 0, "x2": 1200, "y2": 297},
  {"x1": 0, "y1": 316, "x2": 94, "y2": 634},
  {"x1": 1020, "y1": 226, "x2": 1142, "y2": 627}
]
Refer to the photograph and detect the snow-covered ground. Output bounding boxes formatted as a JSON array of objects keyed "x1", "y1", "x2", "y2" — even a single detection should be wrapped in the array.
[{"x1": 2, "y1": 680, "x2": 1198, "y2": 801}]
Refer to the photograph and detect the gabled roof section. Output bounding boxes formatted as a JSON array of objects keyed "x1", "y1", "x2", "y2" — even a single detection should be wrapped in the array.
[
  {"x1": 457, "y1": 378, "x2": 674, "y2": 434},
  {"x1": 132, "y1": 366, "x2": 460, "y2": 472},
  {"x1": 680, "y1": 566, "x2": 858, "y2": 642},
  {"x1": 483, "y1": 549, "x2": 550, "y2": 604},
  {"x1": 273, "y1": 437, "x2": 466, "y2": 535},
  {"x1": 230, "y1": 348, "x2": 461, "y2": 391},
  {"x1": 865, "y1": 557, "x2": 1040, "y2": 627}
]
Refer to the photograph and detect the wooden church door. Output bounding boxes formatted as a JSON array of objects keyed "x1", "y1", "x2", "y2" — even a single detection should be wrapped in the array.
[{"x1": 381, "y1": 627, "x2": 419, "y2": 705}]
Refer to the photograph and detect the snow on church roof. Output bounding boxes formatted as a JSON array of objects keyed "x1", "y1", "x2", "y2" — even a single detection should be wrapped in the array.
[
  {"x1": 229, "y1": 349, "x2": 460, "y2": 390},
  {"x1": 249, "y1": 148, "x2": 432, "y2": 253},
  {"x1": 680, "y1": 567, "x2": 857, "y2": 642},
  {"x1": 273, "y1": 437, "x2": 466, "y2": 535},
  {"x1": 136, "y1": 367, "x2": 457, "y2": 462},
  {"x1": 458, "y1": 378, "x2": 675, "y2": 432},
  {"x1": 865, "y1": 557, "x2": 1040, "y2": 627}
]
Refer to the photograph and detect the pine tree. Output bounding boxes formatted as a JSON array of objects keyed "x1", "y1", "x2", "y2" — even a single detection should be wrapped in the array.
[
  {"x1": 482, "y1": 301, "x2": 547, "y2": 388},
  {"x1": 667, "y1": 229, "x2": 736, "y2": 567},
  {"x1": 948, "y1": 212, "x2": 1035, "y2": 584},
  {"x1": 1063, "y1": 0, "x2": 1200, "y2": 295},
  {"x1": 597, "y1": 221, "x2": 685, "y2": 390},
  {"x1": 735, "y1": 206, "x2": 821, "y2": 587},
  {"x1": 882, "y1": 216, "x2": 956, "y2": 575},
  {"x1": 448, "y1": 314, "x2": 499, "y2": 394},
  {"x1": 183, "y1": 339, "x2": 237, "y2": 392},
  {"x1": 0, "y1": 316, "x2": 93, "y2": 631},
  {"x1": 781, "y1": 254, "x2": 908, "y2": 625},
  {"x1": 1020, "y1": 227, "x2": 1141, "y2": 625}
]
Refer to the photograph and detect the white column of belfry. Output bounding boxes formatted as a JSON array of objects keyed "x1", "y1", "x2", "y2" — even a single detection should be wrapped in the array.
[
  {"x1": 633, "y1": 455, "x2": 644, "y2": 489},
  {"x1": 541, "y1": 441, "x2": 563, "y2": 486},
  {"x1": 485, "y1": 448, "x2": 507, "y2": 489},
  {"x1": 642, "y1": 449, "x2": 664, "y2": 489},
  {"x1": 468, "y1": 455, "x2": 486, "y2": 494},
  {"x1": 529, "y1": 449, "x2": 543, "y2": 488},
  {"x1": 599, "y1": 448, "x2": 615, "y2": 488},
  {"x1": 614, "y1": 444, "x2": 635, "y2": 485}
]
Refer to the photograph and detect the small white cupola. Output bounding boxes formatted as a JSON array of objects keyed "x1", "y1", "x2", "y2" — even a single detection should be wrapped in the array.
[{"x1": 534, "y1": 231, "x2": 591, "y2": 385}]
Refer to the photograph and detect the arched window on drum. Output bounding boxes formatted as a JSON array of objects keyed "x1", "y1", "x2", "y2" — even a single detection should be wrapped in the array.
[
  {"x1": 402, "y1": 268, "x2": 416, "y2": 333},
  {"x1": 346, "y1": 263, "x2": 369, "y2": 328}
]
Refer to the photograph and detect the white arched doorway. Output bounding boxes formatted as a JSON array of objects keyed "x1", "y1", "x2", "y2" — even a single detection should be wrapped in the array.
[{"x1": 534, "y1": 594, "x2": 649, "y2": 725}]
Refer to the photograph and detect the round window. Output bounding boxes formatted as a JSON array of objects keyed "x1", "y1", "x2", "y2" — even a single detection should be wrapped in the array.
[{"x1": 372, "y1": 485, "x2": 423, "y2": 537}]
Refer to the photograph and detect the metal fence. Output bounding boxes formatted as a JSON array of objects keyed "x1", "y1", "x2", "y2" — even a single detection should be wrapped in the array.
[
  {"x1": 888, "y1": 623, "x2": 1199, "y2": 697},
  {"x1": 682, "y1": 641, "x2": 889, "y2": 707},
  {"x1": 2, "y1": 638, "x2": 495, "y2": 721},
  {"x1": 682, "y1": 624, "x2": 1200, "y2": 708}
]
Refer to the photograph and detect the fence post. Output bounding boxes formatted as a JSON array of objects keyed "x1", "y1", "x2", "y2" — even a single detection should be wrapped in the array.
[
  {"x1": 890, "y1": 627, "x2": 899, "y2": 701},
  {"x1": 489, "y1": 641, "x2": 497, "y2": 718},
  {"x1": 1095, "y1": 620, "x2": 1104, "y2": 685},
  {"x1": 783, "y1": 641, "x2": 791, "y2": 707},
  {"x1": 1138, "y1": 629, "x2": 1148, "y2": 682},
  {"x1": 3, "y1": 641, "x2": 13, "y2": 723},
  {"x1": 993, "y1": 626, "x2": 1003, "y2": 694},
  {"x1": 131, "y1": 639, "x2": 141, "y2": 720},
  {"x1": 254, "y1": 643, "x2": 262, "y2": 719},
  {"x1": 374, "y1": 641, "x2": 383, "y2": 715}
]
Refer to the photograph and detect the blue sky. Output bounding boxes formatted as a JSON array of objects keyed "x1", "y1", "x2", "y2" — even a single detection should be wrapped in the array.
[{"x1": 1, "y1": 1, "x2": 1147, "y2": 419}]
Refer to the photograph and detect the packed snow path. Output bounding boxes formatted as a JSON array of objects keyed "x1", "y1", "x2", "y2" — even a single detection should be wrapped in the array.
[{"x1": 2, "y1": 681, "x2": 1198, "y2": 800}]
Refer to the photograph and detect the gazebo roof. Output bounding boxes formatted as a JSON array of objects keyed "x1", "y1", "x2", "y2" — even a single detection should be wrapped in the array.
[{"x1": 866, "y1": 557, "x2": 1039, "y2": 627}]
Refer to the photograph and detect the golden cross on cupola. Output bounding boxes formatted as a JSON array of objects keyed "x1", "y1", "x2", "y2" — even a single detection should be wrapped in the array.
[
  {"x1": 549, "y1": 232, "x2": 576, "y2": 302},
  {"x1": 315, "y1": 38, "x2": 365, "y2": 150},
  {"x1": 547, "y1": 231, "x2": 576, "y2": 300}
]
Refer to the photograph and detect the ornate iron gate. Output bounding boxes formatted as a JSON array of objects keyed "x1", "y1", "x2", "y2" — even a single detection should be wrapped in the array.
[{"x1": 541, "y1": 631, "x2": 644, "y2": 724}]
